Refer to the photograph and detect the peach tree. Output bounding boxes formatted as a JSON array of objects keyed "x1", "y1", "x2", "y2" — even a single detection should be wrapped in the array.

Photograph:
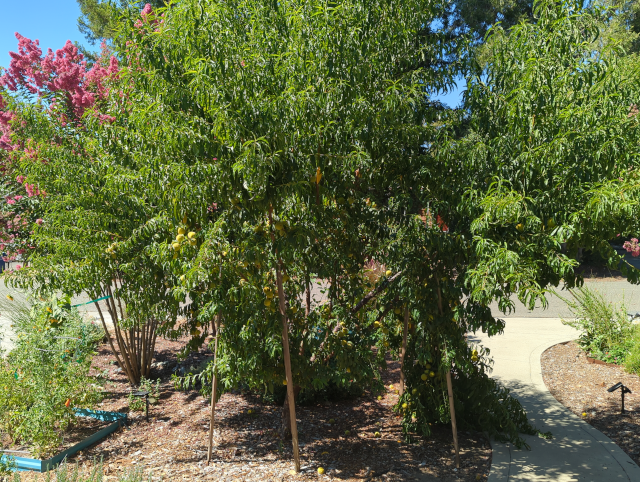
[
  {"x1": 124, "y1": 0, "x2": 640, "y2": 450},
  {"x1": 98, "y1": 0, "x2": 537, "y2": 453},
  {"x1": 395, "y1": 0, "x2": 640, "y2": 441}
]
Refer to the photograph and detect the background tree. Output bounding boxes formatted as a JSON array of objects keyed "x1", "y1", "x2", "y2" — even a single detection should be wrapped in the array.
[{"x1": 76, "y1": 0, "x2": 168, "y2": 45}]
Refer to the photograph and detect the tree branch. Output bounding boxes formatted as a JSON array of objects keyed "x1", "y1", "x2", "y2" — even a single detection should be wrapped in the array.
[{"x1": 351, "y1": 271, "x2": 403, "y2": 314}]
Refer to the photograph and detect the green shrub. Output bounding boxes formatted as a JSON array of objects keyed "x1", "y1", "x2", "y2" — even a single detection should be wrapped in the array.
[
  {"x1": 624, "y1": 326, "x2": 640, "y2": 375},
  {"x1": 173, "y1": 352, "x2": 372, "y2": 406},
  {"x1": 0, "y1": 295, "x2": 104, "y2": 457},
  {"x1": 0, "y1": 455, "x2": 16, "y2": 477},
  {"x1": 559, "y1": 287, "x2": 635, "y2": 364}
]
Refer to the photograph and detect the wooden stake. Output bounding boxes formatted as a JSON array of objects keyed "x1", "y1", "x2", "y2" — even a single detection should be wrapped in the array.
[
  {"x1": 436, "y1": 274, "x2": 460, "y2": 469},
  {"x1": 206, "y1": 314, "x2": 220, "y2": 464},
  {"x1": 399, "y1": 304, "x2": 409, "y2": 396},
  {"x1": 446, "y1": 371, "x2": 461, "y2": 469},
  {"x1": 276, "y1": 264, "x2": 301, "y2": 472},
  {"x1": 305, "y1": 275, "x2": 311, "y2": 317}
]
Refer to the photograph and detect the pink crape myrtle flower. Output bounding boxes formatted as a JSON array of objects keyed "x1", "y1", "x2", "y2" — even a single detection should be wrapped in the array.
[
  {"x1": 0, "y1": 34, "x2": 47, "y2": 93},
  {"x1": 623, "y1": 238, "x2": 640, "y2": 257},
  {"x1": 0, "y1": 93, "x2": 17, "y2": 150},
  {"x1": 0, "y1": 33, "x2": 119, "y2": 119},
  {"x1": 98, "y1": 114, "x2": 116, "y2": 124},
  {"x1": 24, "y1": 183, "x2": 44, "y2": 197},
  {"x1": 35, "y1": 218, "x2": 43, "y2": 225},
  {"x1": 136, "y1": 4, "x2": 163, "y2": 32}
]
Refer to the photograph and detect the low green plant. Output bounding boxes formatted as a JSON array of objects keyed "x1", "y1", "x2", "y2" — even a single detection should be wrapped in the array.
[
  {"x1": 0, "y1": 295, "x2": 104, "y2": 457},
  {"x1": 624, "y1": 327, "x2": 640, "y2": 375},
  {"x1": 559, "y1": 287, "x2": 635, "y2": 364},
  {"x1": 173, "y1": 352, "x2": 373, "y2": 405},
  {"x1": 0, "y1": 455, "x2": 16, "y2": 478},
  {"x1": 5, "y1": 459, "x2": 155, "y2": 481},
  {"x1": 128, "y1": 377, "x2": 160, "y2": 412}
]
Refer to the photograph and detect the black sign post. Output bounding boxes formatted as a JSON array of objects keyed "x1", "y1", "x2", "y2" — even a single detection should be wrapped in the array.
[
  {"x1": 608, "y1": 382, "x2": 632, "y2": 414},
  {"x1": 133, "y1": 390, "x2": 150, "y2": 421}
]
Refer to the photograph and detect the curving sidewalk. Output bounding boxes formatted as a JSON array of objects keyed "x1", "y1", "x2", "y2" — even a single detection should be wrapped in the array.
[{"x1": 470, "y1": 317, "x2": 640, "y2": 481}]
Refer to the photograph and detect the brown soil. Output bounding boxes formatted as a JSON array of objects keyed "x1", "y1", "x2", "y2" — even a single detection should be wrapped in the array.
[
  {"x1": 15, "y1": 335, "x2": 492, "y2": 481},
  {"x1": 541, "y1": 341, "x2": 640, "y2": 465}
]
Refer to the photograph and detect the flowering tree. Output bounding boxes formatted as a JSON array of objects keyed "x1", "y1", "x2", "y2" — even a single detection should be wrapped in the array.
[
  {"x1": 0, "y1": 34, "x2": 180, "y2": 386},
  {"x1": 0, "y1": 35, "x2": 118, "y2": 262},
  {"x1": 624, "y1": 238, "x2": 640, "y2": 257}
]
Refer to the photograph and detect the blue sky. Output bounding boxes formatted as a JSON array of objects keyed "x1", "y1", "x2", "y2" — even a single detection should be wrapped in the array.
[
  {"x1": 0, "y1": 1, "x2": 89, "y2": 71},
  {"x1": 436, "y1": 79, "x2": 465, "y2": 109}
]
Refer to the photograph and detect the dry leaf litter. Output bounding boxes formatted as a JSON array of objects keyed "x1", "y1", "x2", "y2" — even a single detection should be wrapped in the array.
[{"x1": 13, "y1": 336, "x2": 491, "y2": 481}]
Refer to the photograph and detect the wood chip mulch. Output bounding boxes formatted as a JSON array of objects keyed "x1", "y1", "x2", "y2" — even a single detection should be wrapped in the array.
[
  {"x1": 16, "y1": 336, "x2": 492, "y2": 481},
  {"x1": 541, "y1": 341, "x2": 640, "y2": 466}
]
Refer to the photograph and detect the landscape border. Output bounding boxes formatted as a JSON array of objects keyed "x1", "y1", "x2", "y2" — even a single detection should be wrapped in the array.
[{"x1": 1, "y1": 408, "x2": 127, "y2": 472}]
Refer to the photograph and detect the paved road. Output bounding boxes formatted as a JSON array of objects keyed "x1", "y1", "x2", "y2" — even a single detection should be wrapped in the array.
[
  {"x1": 489, "y1": 278, "x2": 640, "y2": 319},
  {"x1": 472, "y1": 318, "x2": 640, "y2": 481},
  {"x1": 0, "y1": 286, "x2": 112, "y2": 354},
  {"x1": 0, "y1": 278, "x2": 330, "y2": 354},
  {"x1": 1, "y1": 274, "x2": 638, "y2": 352}
]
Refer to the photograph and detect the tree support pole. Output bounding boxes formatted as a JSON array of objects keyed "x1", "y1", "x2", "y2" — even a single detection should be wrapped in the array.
[
  {"x1": 436, "y1": 274, "x2": 460, "y2": 469},
  {"x1": 446, "y1": 371, "x2": 461, "y2": 469},
  {"x1": 399, "y1": 304, "x2": 409, "y2": 396},
  {"x1": 268, "y1": 205, "x2": 300, "y2": 472},
  {"x1": 276, "y1": 264, "x2": 301, "y2": 472},
  {"x1": 206, "y1": 314, "x2": 220, "y2": 464}
]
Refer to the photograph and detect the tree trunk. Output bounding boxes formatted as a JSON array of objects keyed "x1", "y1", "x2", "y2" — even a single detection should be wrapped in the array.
[
  {"x1": 305, "y1": 275, "x2": 311, "y2": 317},
  {"x1": 275, "y1": 262, "x2": 301, "y2": 472},
  {"x1": 281, "y1": 385, "x2": 302, "y2": 439},
  {"x1": 436, "y1": 274, "x2": 460, "y2": 469},
  {"x1": 446, "y1": 371, "x2": 461, "y2": 469},
  {"x1": 96, "y1": 282, "x2": 158, "y2": 386},
  {"x1": 399, "y1": 304, "x2": 409, "y2": 396}
]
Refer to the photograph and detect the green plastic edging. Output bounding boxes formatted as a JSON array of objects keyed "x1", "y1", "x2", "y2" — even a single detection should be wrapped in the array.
[
  {"x1": 0, "y1": 409, "x2": 127, "y2": 472},
  {"x1": 71, "y1": 295, "x2": 112, "y2": 308}
]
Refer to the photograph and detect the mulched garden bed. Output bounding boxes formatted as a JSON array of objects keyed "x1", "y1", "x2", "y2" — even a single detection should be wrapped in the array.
[
  {"x1": 17, "y1": 335, "x2": 492, "y2": 481},
  {"x1": 541, "y1": 341, "x2": 640, "y2": 466}
]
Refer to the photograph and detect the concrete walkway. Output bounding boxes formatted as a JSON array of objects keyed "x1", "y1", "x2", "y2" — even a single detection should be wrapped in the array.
[{"x1": 471, "y1": 317, "x2": 640, "y2": 481}]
